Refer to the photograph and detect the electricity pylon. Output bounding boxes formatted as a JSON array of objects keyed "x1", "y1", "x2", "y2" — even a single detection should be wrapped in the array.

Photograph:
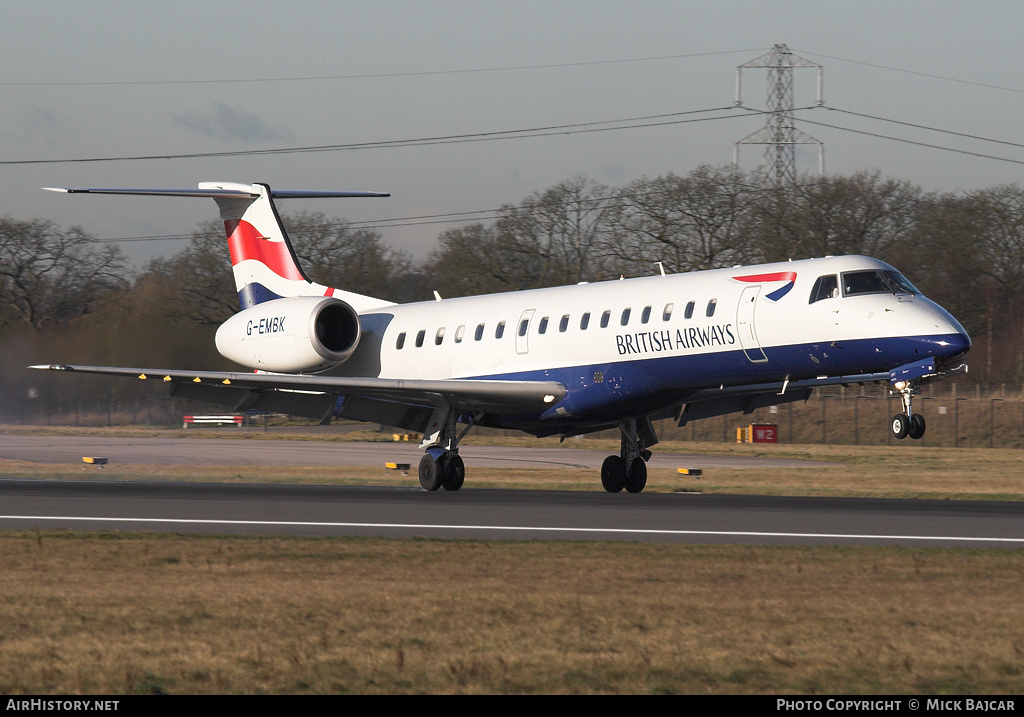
[{"x1": 734, "y1": 44, "x2": 824, "y2": 186}]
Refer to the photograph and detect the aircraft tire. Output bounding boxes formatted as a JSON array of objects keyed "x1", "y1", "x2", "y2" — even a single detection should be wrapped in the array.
[
  {"x1": 624, "y1": 458, "x2": 647, "y2": 494},
  {"x1": 890, "y1": 414, "x2": 909, "y2": 440},
  {"x1": 418, "y1": 454, "x2": 442, "y2": 491},
  {"x1": 909, "y1": 413, "x2": 926, "y2": 440},
  {"x1": 442, "y1": 454, "x2": 465, "y2": 491},
  {"x1": 601, "y1": 455, "x2": 627, "y2": 493}
]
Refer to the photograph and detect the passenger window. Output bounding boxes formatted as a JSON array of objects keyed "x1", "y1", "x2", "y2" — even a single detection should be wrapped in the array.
[
  {"x1": 538, "y1": 316, "x2": 549, "y2": 334},
  {"x1": 495, "y1": 321, "x2": 506, "y2": 339},
  {"x1": 475, "y1": 324, "x2": 485, "y2": 341},
  {"x1": 641, "y1": 306, "x2": 652, "y2": 324},
  {"x1": 663, "y1": 303, "x2": 673, "y2": 321},
  {"x1": 559, "y1": 314, "x2": 569, "y2": 332},
  {"x1": 600, "y1": 310, "x2": 611, "y2": 328},
  {"x1": 396, "y1": 332, "x2": 406, "y2": 350},
  {"x1": 684, "y1": 301, "x2": 695, "y2": 319},
  {"x1": 620, "y1": 308, "x2": 631, "y2": 326},
  {"x1": 580, "y1": 312, "x2": 591, "y2": 330},
  {"x1": 518, "y1": 319, "x2": 529, "y2": 337},
  {"x1": 435, "y1": 327, "x2": 445, "y2": 345},
  {"x1": 706, "y1": 299, "x2": 717, "y2": 317},
  {"x1": 454, "y1": 325, "x2": 465, "y2": 343},
  {"x1": 415, "y1": 330, "x2": 425, "y2": 348},
  {"x1": 809, "y1": 275, "x2": 840, "y2": 303}
]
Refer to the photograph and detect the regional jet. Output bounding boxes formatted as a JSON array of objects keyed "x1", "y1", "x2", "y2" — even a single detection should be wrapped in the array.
[{"x1": 34, "y1": 182, "x2": 970, "y2": 492}]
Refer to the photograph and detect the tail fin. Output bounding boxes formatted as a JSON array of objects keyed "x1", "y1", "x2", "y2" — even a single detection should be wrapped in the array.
[
  {"x1": 201, "y1": 182, "x2": 309, "y2": 308},
  {"x1": 46, "y1": 182, "x2": 393, "y2": 312}
]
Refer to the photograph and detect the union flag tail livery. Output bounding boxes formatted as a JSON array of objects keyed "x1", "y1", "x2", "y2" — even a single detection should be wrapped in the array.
[
  {"x1": 39, "y1": 180, "x2": 971, "y2": 493},
  {"x1": 206, "y1": 181, "x2": 314, "y2": 309},
  {"x1": 199, "y1": 182, "x2": 394, "y2": 313}
]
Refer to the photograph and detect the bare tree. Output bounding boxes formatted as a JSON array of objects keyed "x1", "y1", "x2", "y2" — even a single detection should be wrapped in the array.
[
  {"x1": 972, "y1": 184, "x2": 1024, "y2": 312},
  {"x1": 749, "y1": 171, "x2": 926, "y2": 262},
  {"x1": 285, "y1": 211, "x2": 413, "y2": 301},
  {"x1": 606, "y1": 165, "x2": 755, "y2": 275},
  {"x1": 424, "y1": 223, "x2": 512, "y2": 298},
  {"x1": 0, "y1": 217, "x2": 127, "y2": 330},
  {"x1": 140, "y1": 220, "x2": 236, "y2": 325},
  {"x1": 970, "y1": 184, "x2": 1024, "y2": 381},
  {"x1": 495, "y1": 176, "x2": 615, "y2": 287}
]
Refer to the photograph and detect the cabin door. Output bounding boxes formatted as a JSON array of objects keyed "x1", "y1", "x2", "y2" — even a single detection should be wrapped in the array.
[
  {"x1": 736, "y1": 286, "x2": 768, "y2": 363},
  {"x1": 515, "y1": 309, "x2": 535, "y2": 355}
]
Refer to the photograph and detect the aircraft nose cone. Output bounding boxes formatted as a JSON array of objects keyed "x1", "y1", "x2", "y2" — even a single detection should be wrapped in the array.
[
  {"x1": 953, "y1": 329, "x2": 971, "y2": 354},
  {"x1": 939, "y1": 326, "x2": 971, "y2": 359}
]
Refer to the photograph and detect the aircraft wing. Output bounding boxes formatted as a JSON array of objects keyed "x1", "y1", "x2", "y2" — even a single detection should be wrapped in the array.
[{"x1": 30, "y1": 364, "x2": 566, "y2": 430}]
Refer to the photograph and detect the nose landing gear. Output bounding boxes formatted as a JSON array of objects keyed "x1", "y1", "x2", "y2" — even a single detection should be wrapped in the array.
[{"x1": 890, "y1": 380, "x2": 926, "y2": 440}]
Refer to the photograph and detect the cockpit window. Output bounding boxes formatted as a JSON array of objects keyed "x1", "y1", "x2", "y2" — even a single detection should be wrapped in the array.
[
  {"x1": 842, "y1": 270, "x2": 919, "y2": 297},
  {"x1": 809, "y1": 274, "x2": 839, "y2": 303},
  {"x1": 883, "y1": 271, "x2": 920, "y2": 294}
]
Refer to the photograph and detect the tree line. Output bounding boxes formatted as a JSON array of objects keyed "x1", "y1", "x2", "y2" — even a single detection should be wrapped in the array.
[{"x1": 3, "y1": 165, "x2": 1023, "y2": 423}]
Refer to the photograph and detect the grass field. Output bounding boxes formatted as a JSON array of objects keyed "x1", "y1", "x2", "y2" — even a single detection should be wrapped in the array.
[
  {"x1": 1, "y1": 533, "x2": 1023, "y2": 695},
  {"x1": 1, "y1": 427, "x2": 1023, "y2": 694}
]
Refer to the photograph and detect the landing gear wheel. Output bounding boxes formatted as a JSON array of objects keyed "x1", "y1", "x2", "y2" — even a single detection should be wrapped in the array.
[
  {"x1": 418, "y1": 454, "x2": 442, "y2": 491},
  {"x1": 601, "y1": 455, "x2": 627, "y2": 493},
  {"x1": 441, "y1": 454, "x2": 465, "y2": 491},
  {"x1": 908, "y1": 413, "x2": 926, "y2": 440},
  {"x1": 624, "y1": 458, "x2": 647, "y2": 494},
  {"x1": 891, "y1": 414, "x2": 909, "y2": 440}
]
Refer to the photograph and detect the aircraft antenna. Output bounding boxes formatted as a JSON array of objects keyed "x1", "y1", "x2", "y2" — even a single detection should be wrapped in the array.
[{"x1": 733, "y1": 44, "x2": 824, "y2": 186}]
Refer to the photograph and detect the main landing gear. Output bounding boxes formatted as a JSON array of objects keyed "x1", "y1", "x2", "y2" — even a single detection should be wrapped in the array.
[
  {"x1": 601, "y1": 417, "x2": 657, "y2": 493},
  {"x1": 890, "y1": 380, "x2": 926, "y2": 440},
  {"x1": 418, "y1": 409, "x2": 475, "y2": 491},
  {"x1": 418, "y1": 450, "x2": 465, "y2": 491}
]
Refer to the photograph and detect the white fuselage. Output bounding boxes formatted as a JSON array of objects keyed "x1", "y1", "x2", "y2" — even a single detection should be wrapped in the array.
[{"x1": 338, "y1": 255, "x2": 969, "y2": 429}]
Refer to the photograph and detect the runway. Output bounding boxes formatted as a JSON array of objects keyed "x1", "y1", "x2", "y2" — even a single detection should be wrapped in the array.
[
  {"x1": 1, "y1": 433, "x2": 1021, "y2": 548},
  {"x1": 1, "y1": 479, "x2": 1022, "y2": 548}
]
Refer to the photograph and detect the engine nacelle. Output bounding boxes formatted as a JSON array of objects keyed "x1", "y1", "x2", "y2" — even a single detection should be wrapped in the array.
[{"x1": 215, "y1": 296, "x2": 361, "y2": 373}]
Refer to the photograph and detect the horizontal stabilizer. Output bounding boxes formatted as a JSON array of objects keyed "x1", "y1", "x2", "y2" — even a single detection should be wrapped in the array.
[{"x1": 43, "y1": 186, "x2": 389, "y2": 198}]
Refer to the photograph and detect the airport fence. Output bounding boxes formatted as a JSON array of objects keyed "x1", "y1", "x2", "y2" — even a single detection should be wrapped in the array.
[{"x1": 543, "y1": 382, "x2": 1024, "y2": 449}]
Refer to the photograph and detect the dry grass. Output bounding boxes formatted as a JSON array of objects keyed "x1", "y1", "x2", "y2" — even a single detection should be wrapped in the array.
[
  {"x1": 2, "y1": 439, "x2": 1023, "y2": 500},
  {"x1": 0, "y1": 532, "x2": 1022, "y2": 694}
]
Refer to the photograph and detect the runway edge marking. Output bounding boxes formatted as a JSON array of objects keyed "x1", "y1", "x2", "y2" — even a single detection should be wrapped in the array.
[{"x1": 1, "y1": 515, "x2": 1022, "y2": 544}]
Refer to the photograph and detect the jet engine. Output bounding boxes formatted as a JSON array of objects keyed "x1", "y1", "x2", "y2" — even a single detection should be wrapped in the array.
[{"x1": 215, "y1": 296, "x2": 361, "y2": 373}]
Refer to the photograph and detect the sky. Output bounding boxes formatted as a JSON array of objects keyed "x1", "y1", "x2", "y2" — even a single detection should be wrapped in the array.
[{"x1": 3, "y1": 1, "x2": 1023, "y2": 266}]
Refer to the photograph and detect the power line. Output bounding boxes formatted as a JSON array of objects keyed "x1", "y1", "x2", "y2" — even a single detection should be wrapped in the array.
[
  {"x1": 0, "y1": 106, "x2": 754, "y2": 165},
  {"x1": 794, "y1": 116, "x2": 1024, "y2": 167},
  {"x1": 58, "y1": 96, "x2": 1024, "y2": 246},
  {"x1": 793, "y1": 49, "x2": 1024, "y2": 96},
  {"x1": 823, "y1": 107, "x2": 1024, "y2": 151},
  {"x1": 1, "y1": 49, "x2": 765, "y2": 88}
]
